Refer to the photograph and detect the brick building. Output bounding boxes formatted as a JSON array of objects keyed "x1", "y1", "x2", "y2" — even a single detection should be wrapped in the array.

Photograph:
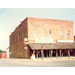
[
  {"x1": 74, "y1": 36, "x2": 75, "y2": 42},
  {"x1": 9, "y1": 17, "x2": 75, "y2": 59}
]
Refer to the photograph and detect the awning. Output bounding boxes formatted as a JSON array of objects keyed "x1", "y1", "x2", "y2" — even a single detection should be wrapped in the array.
[{"x1": 29, "y1": 43, "x2": 75, "y2": 50}]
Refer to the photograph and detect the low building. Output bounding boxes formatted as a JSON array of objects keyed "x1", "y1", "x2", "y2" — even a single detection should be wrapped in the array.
[
  {"x1": 0, "y1": 52, "x2": 7, "y2": 58},
  {"x1": 9, "y1": 17, "x2": 75, "y2": 59}
]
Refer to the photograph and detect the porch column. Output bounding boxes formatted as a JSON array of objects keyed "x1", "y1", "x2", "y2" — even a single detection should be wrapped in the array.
[
  {"x1": 33, "y1": 50, "x2": 35, "y2": 54},
  {"x1": 46, "y1": 50, "x2": 48, "y2": 57},
  {"x1": 51, "y1": 50, "x2": 52, "y2": 58},
  {"x1": 60, "y1": 50, "x2": 61, "y2": 58},
  {"x1": 56, "y1": 49, "x2": 58, "y2": 59},
  {"x1": 68, "y1": 50, "x2": 70, "y2": 59},
  {"x1": 62, "y1": 50, "x2": 63, "y2": 56},
  {"x1": 49, "y1": 50, "x2": 51, "y2": 57},
  {"x1": 37, "y1": 50, "x2": 38, "y2": 58}
]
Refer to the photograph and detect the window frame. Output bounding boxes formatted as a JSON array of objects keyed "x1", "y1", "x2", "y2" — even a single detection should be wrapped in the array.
[
  {"x1": 49, "y1": 30, "x2": 52, "y2": 38},
  {"x1": 60, "y1": 30, "x2": 63, "y2": 38},
  {"x1": 18, "y1": 34, "x2": 19, "y2": 41},
  {"x1": 41, "y1": 29, "x2": 44, "y2": 38},
  {"x1": 67, "y1": 31, "x2": 70, "y2": 38},
  {"x1": 34, "y1": 29, "x2": 37, "y2": 38}
]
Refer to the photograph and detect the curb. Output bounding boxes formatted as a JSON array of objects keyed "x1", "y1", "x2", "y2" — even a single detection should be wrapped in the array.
[
  {"x1": 16, "y1": 58, "x2": 75, "y2": 62},
  {"x1": 3, "y1": 57, "x2": 75, "y2": 62}
]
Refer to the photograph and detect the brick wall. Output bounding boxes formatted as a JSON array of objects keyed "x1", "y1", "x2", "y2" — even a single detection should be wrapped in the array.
[
  {"x1": 9, "y1": 17, "x2": 74, "y2": 58},
  {"x1": 74, "y1": 36, "x2": 75, "y2": 42},
  {"x1": 10, "y1": 18, "x2": 30, "y2": 58},
  {"x1": 27, "y1": 17, "x2": 74, "y2": 43}
]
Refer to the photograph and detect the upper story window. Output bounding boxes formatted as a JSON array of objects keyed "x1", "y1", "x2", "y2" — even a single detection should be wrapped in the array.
[
  {"x1": 15, "y1": 37, "x2": 16, "y2": 42},
  {"x1": 11, "y1": 38, "x2": 13, "y2": 44},
  {"x1": 22, "y1": 32, "x2": 23, "y2": 39},
  {"x1": 41, "y1": 30, "x2": 44, "y2": 38},
  {"x1": 67, "y1": 31, "x2": 70, "y2": 38},
  {"x1": 18, "y1": 34, "x2": 19, "y2": 41},
  {"x1": 49, "y1": 31, "x2": 52, "y2": 38},
  {"x1": 34, "y1": 29, "x2": 37, "y2": 38},
  {"x1": 60, "y1": 30, "x2": 63, "y2": 38}
]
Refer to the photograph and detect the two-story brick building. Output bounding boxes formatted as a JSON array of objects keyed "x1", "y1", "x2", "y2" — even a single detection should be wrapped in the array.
[{"x1": 9, "y1": 17, "x2": 75, "y2": 59}]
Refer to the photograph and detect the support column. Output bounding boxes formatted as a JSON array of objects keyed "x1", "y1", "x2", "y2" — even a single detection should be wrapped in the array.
[
  {"x1": 49, "y1": 50, "x2": 51, "y2": 57},
  {"x1": 56, "y1": 49, "x2": 58, "y2": 59},
  {"x1": 33, "y1": 50, "x2": 35, "y2": 54},
  {"x1": 56, "y1": 49, "x2": 58, "y2": 57},
  {"x1": 62, "y1": 50, "x2": 63, "y2": 56},
  {"x1": 51, "y1": 50, "x2": 52, "y2": 58},
  {"x1": 60, "y1": 50, "x2": 61, "y2": 58},
  {"x1": 68, "y1": 50, "x2": 70, "y2": 59},
  {"x1": 33, "y1": 50, "x2": 35, "y2": 55},
  {"x1": 37, "y1": 50, "x2": 38, "y2": 58}
]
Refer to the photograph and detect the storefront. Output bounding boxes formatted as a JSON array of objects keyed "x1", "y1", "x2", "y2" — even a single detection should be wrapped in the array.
[{"x1": 29, "y1": 43, "x2": 75, "y2": 58}]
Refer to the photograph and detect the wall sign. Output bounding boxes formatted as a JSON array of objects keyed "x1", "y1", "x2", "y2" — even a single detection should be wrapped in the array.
[{"x1": 35, "y1": 38, "x2": 53, "y2": 43}]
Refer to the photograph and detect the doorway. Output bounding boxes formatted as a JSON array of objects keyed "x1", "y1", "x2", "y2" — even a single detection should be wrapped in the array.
[
  {"x1": 70, "y1": 50, "x2": 73, "y2": 56},
  {"x1": 52, "y1": 50, "x2": 56, "y2": 57}
]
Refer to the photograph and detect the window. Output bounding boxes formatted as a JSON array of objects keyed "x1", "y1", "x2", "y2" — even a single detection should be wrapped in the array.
[
  {"x1": 13, "y1": 37, "x2": 16, "y2": 43},
  {"x1": 41, "y1": 30, "x2": 44, "y2": 38},
  {"x1": 18, "y1": 34, "x2": 19, "y2": 41},
  {"x1": 15, "y1": 37, "x2": 16, "y2": 42},
  {"x1": 34, "y1": 29, "x2": 37, "y2": 38},
  {"x1": 60, "y1": 31, "x2": 63, "y2": 38},
  {"x1": 67, "y1": 31, "x2": 70, "y2": 38},
  {"x1": 11, "y1": 38, "x2": 13, "y2": 44},
  {"x1": 22, "y1": 32, "x2": 23, "y2": 39},
  {"x1": 49, "y1": 31, "x2": 52, "y2": 38}
]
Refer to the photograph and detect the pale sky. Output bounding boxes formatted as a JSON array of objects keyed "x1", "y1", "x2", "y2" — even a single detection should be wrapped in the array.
[{"x1": 0, "y1": 8, "x2": 75, "y2": 50}]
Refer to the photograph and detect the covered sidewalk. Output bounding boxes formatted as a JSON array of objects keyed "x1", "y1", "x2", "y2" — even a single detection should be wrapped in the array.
[{"x1": 29, "y1": 43, "x2": 75, "y2": 58}]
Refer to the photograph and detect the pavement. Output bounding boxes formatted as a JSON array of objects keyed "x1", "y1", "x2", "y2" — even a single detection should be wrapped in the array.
[{"x1": 1, "y1": 57, "x2": 75, "y2": 67}]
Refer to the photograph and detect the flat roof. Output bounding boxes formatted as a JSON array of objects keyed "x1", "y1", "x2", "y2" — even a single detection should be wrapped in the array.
[
  {"x1": 10, "y1": 17, "x2": 73, "y2": 37},
  {"x1": 27, "y1": 17, "x2": 73, "y2": 23}
]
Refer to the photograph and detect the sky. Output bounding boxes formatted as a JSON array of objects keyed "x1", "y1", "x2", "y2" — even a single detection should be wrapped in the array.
[{"x1": 0, "y1": 8, "x2": 75, "y2": 50}]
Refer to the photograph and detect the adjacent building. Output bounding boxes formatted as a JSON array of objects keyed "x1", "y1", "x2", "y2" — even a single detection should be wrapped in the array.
[{"x1": 9, "y1": 17, "x2": 75, "y2": 59}]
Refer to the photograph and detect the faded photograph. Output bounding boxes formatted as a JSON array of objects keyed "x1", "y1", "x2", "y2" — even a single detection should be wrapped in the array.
[{"x1": 0, "y1": 8, "x2": 75, "y2": 67}]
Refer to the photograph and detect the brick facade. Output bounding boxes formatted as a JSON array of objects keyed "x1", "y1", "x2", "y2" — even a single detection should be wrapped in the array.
[
  {"x1": 28, "y1": 17, "x2": 74, "y2": 43},
  {"x1": 10, "y1": 18, "x2": 30, "y2": 58},
  {"x1": 9, "y1": 17, "x2": 74, "y2": 58}
]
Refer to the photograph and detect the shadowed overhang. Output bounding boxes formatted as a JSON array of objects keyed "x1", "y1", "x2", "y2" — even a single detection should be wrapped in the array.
[{"x1": 29, "y1": 43, "x2": 75, "y2": 50}]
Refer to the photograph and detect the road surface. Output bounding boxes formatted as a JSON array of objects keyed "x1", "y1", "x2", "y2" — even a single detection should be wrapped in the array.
[{"x1": 0, "y1": 58, "x2": 75, "y2": 67}]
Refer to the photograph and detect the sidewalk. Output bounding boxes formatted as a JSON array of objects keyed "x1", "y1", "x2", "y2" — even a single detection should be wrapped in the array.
[
  {"x1": 14, "y1": 56, "x2": 75, "y2": 62},
  {"x1": 35, "y1": 56, "x2": 75, "y2": 61}
]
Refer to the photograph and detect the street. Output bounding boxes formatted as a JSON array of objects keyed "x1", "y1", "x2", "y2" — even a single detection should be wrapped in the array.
[{"x1": 0, "y1": 58, "x2": 75, "y2": 67}]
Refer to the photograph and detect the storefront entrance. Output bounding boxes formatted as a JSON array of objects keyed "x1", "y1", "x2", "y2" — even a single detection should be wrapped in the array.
[
  {"x1": 30, "y1": 49, "x2": 74, "y2": 58},
  {"x1": 43, "y1": 50, "x2": 49, "y2": 57},
  {"x1": 52, "y1": 50, "x2": 56, "y2": 57}
]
